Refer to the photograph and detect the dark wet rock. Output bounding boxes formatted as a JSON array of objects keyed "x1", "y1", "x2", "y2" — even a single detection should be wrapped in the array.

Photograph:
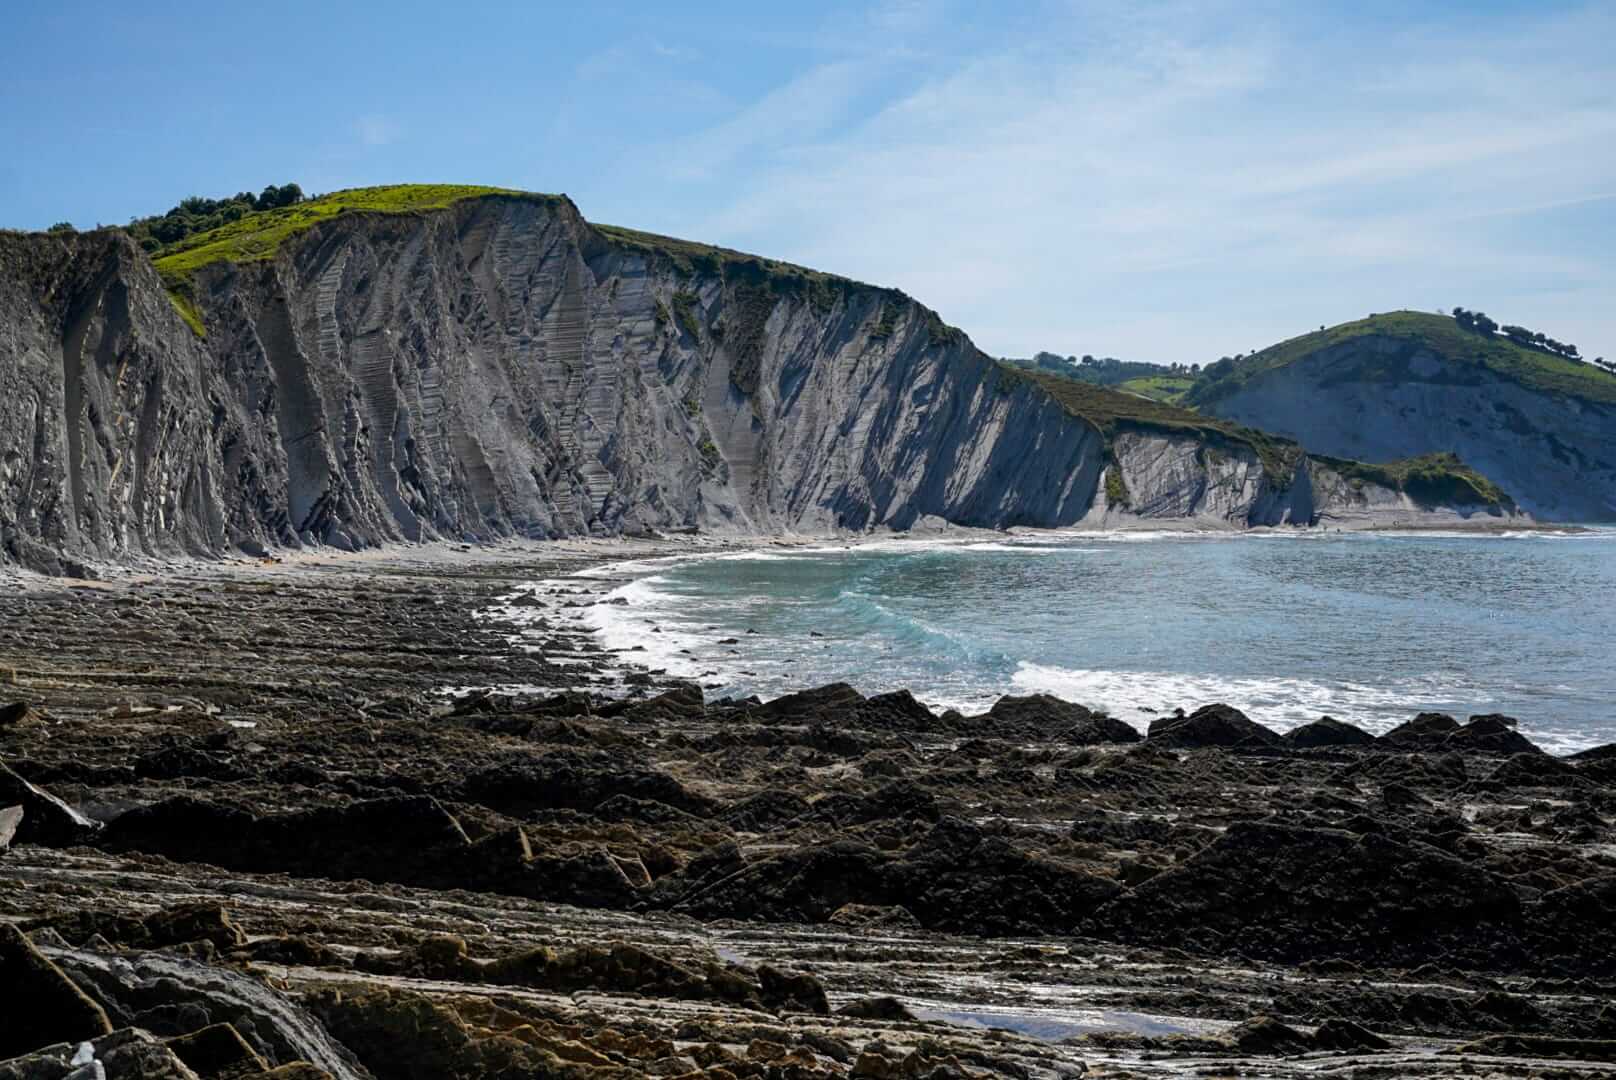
[
  {"x1": 754, "y1": 683, "x2": 865, "y2": 723},
  {"x1": 305, "y1": 985, "x2": 639, "y2": 1080},
  {"x1": 674, "y1": 838, "x2": 890, "y2": 923},
  {"x1": 103, "y1": 795, "x2": 472, "y2": 887},
  {"x1": 1379, "y1": 782, "x2": 1432, "y2": 810},
  {"x1": 97, "y1": 797, "x2": 640, "y2": 908},
  {"x1": 1092, "y1": 821, "x2": 1521, "y2": 968},
  {"x1": 1488, "y1": 752, "x2": 1578, "y2": 787},
  {"x1": 165, "y1": 1022, "x2": 271, "y2": 1078},
  {"x1": 483, "y1": 941, "x2": 712, "y2": 1000},
  {"x1": 0, "y1": 1028, "x2": 219, "y2": 1080},
  {"x1": 1311, "y1": 1018, "x2": 1392, "y2": 1051},
  {"x1": 0, "y1": 760, "x2": 102, "y2": 847},
  {"x1": 135, "y1": 745, "x2": 253, "y2": 782},
  {"x1": 514, "y1": 690, "x2": 596, "y2": 718},
  {"x1": 982, "y1": 693, "x2": 1140, "y2": 745},
  {"x1": 1527, "y1": 873, "x2": 1616, "y2": 977},
  {"x1": 244, "y1": 935, "x2": 345, "y2": 968},
  {"x1": 1146, "y1": 704, "x2": 1281, "y2": 749},
  {"x1": 1069, "y1": 812, "x2": 1177, "y2": 848},
  {"x1": 1283, "y1": 716, "x2": 1377, "y2": 749},
  {"x1": 757, "y1": 964, "x2": 831, "y2": 1015},
  {"x1": 31, "y1": 903, "x2": 248, "y2": 952},
  {"x1": 642, "y1": 840, "x2": 747, "y2": 907},
  {"x1": 988, "y1": 693, "x2": 1095, "y2": 728},
  {"x1": 0, "y1": 922, "x2": 113, "y2": 1059},
  {"x1": 589, "y1": 794, "x2": 716, "y2": 829},
  {"x1": 1226, "y1": 1016, "x2": 1311, "y2": 1055},
  {"x1": 804, "y1": 724, "x2": 889, "y2": 758},
  {"x1": 1448, "y1": 714, "x2": 1542, "y2": 756},
  {"x1": 0, "y1": 701, "x2": 41, "y2": 731},
  {"x1": 1344, "y1": 751, "x2": 1468, "y2": 789},
  {"x1": 827, "y1": 903, "x2": 922, "y2": 929},
  {"x1": 838, "y1": 997, "x2": 918, "y2": 1022},
  {"x1": 1381, "y1": 712, "x2": 1460, "y2": 750},
  {"x1": 1448, "y1": 1035, "x2": 1616, "y2": 1062},
  {"x1": 801, "y1": 781, "x2": 942, "y2": 827},
  {"x1": 1070, "y1": 713, "x2": 1145, "y2": 745},
  {"x1": 856, "y1": 690, "x2": 939, "y2": 732},
  {"x1": 1470, "y1": 990, "x2": 1547, "y2": 1030},
  {"x1": 456, "y1": 751, "x2": 719, "y2": 818},
  {"x1": 892, "y1": 817, "x2": 1122, "y2": 935},
  {"x1": 722, "y1": 790, "x2": 813, "y2": 832},
  {"x1": 603, "y1": 683, "x2": 705, "y2": 723}
]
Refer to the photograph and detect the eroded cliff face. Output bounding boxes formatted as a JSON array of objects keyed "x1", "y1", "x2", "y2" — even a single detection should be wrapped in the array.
[
  {"x1": 0, "y1": 197, "x2": 1513, "y2": 572},
  {"x1": 0, "y1": 232, "x2": 228, "y2": 573},
  {"x1": 1199, "y1": 336, "x2": 1616, "y2": 522}
]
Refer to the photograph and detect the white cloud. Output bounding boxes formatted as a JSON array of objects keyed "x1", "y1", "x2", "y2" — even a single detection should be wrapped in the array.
[
  {"x1": 354, "y1": 115, "x2": 400, "y2": 148},
  {"x1": 657, "y1": 1, "x2": 1616, "y2": 363}
]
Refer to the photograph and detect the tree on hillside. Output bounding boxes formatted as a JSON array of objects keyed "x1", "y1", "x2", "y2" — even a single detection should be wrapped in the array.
[
  {"x1": 122, "y1": 182, "x2": 306, "y2": 253},
  {"x1": 46, "y1": 222, "x2": 75, "y2": 234},
  {"x1": 258, "y1": 183, "x2": 304, "y2": 210}
]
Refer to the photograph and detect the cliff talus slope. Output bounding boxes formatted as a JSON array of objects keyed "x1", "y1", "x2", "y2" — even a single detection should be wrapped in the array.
[{"x1": 0, "y1": 194, "x2": 1516, "y2": 571}]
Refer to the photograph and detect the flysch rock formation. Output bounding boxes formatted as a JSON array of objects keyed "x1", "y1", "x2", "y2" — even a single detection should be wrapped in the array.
[
  {"x1": 1198, "y1": 333, "x2": 1616, "y2": 522},
  {"x1": 0, "y1": 194, "x2": 1520, "y2": 573}
]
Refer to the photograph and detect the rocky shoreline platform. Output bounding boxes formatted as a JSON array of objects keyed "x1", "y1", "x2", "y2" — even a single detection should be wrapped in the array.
[{"x1": 2, "y1": 541, "x2": 1615, "y2": 1079}]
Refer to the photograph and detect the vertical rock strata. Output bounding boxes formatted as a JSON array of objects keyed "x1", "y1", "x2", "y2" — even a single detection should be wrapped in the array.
[{"x1": 0, "y1": 196, "x2": 1497, "y2": 571}]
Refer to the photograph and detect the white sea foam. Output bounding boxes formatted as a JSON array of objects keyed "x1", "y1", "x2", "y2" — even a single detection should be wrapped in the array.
[
  {"x1": 1008, "y1": 661, "x2": 1598, "y2": 752},
  {"x1": 1010, "y1": 662, "x2": 1487, "y2": 735},
  {"x1": 581, "y1": 576, "x2": 711, "y2": 679},
  {"x1": 479, "y1": 530, "x2": 1616, "y2": 754}
]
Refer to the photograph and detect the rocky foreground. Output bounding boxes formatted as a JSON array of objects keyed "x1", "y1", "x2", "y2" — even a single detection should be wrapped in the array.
[{"x1": 2, "y1": 545, "x2": 1615, "y2": 1079}]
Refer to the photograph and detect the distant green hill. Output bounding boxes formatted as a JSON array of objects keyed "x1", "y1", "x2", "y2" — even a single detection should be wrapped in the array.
[
  {"x1": 1001, "y1": 351, "x2": 1197, "y2": 403},
  {"x1": 1189, "y1": 310, "x2": 1616, "y2": 408}
]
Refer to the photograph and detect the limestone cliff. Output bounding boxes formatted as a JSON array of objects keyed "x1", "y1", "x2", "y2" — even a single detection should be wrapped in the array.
[
  {"x1": 1191, "y1": 314, "x2": 1616, "y2": 522},
  {"x1": 0, "y1": 194, "x2": 1518, "y2": 572}
]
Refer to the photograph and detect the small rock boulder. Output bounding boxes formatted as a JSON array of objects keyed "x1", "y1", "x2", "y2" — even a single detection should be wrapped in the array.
[
  {"x1": 1312, "y1": 1018, "x2": 1392, "y2": 1051},
  {"x1": 1147, "y1": 704, "x2": 1281, "y2": 749},
  {"x1": 0, "y1": 761, "x2": 101, "y2": 847},
  {"x1": 1226, "y1": 1015, "x2": 1311, "y2": 1055},
  {"x1": 1381, "y1": 712, "x2": 1460, "y2": 750},
  {"x1": 1283, "y1": 716, "x2": 1377, "y2": 749}
]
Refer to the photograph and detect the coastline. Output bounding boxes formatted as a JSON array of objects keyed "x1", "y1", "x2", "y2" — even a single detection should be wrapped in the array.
[{"x1": 1, "y1": 530, "x2": 1614, "y2": 1077}]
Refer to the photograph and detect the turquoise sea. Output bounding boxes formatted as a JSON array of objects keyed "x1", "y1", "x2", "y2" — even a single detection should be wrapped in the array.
[{"x1": 580, "y1": 529, "x2": 1616, "y2": 754}]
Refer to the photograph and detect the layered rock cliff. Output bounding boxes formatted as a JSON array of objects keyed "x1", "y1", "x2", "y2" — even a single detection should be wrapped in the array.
[
  {"x1": 0, "y1": 193, "x2": 1518, "y2": 572},
  {"x1": 1191, "y1": 315, "x2": 1616, "y2": 522}
]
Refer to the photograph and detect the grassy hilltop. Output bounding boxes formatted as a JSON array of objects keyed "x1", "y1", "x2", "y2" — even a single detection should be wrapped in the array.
[{"x1": 1188, "y1": 310, "x2": 1616, "y2": 408}]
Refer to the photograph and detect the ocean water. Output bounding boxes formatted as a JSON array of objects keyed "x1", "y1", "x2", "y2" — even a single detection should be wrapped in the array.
[{"x1": 579, "y1": 529, "x2": 1616, "y2": 754}]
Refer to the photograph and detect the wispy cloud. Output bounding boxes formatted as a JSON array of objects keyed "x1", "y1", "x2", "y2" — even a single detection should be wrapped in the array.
[
  {"x1": 354, "y1": 114, "x2": 400, "y2": 148},
  {"x1": 655, "y1": 1, "x2": 1616, "y2": 363}
]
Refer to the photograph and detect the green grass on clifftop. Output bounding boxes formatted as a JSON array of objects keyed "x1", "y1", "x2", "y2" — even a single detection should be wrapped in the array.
[
  {"x1": 1116, "y1": 374, "x2": 1195, "y2": 403},
  {"x1": 1319, "y1": 452, "x2": 1514, "y2": 509},
  {"x1": 1190, "y1": 311, "x2": 1616, "y2": 407},
  {"x1": 151, "y1": 184, "x2": 536, "y2": 334},
  {"x1": 1003, "y1": 366, "x2": 1301, "y2": 478},
  {"x1": 155, "y1": 185, "x2": 527, "y2": 276}
]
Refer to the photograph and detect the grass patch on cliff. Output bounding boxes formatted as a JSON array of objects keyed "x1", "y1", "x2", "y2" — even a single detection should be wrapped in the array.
[
  {"x1": 1116, "y1": 374, "x2": 1195, "y2": 403},
  {"x1": 167, "y1": 292, "x2": 206, "y2": 337},
  {"x1": 1190, "y1": 311, "x2": 1616, "y2": 407},
  {"x1": 1003, "y1": 365, "x2": 1302, "y2": 479},
  {"x1": 1104, "y1": 465, "x2": 1131, "y2": 507},
  {"x1": 1320, "y1": 452, "x2": 1513, "y2": 509},
  {"x1": 151, "y1": 185, "x2": 541, "y2": 331}
]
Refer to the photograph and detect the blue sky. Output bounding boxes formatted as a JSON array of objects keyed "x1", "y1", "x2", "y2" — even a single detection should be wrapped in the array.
[{"x1": 3, "y1": 0, "x2": 1612, "y2": 364}]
